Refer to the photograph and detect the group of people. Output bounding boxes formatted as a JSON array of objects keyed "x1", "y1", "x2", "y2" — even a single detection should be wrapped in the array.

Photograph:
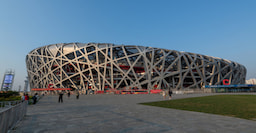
[
  {"x1": 162, "y1": 90, "x2": 173, "y2": 100},
  {"x1": 21, "y1": 93, "x2": 39, "y2": 104},
  {"x1": 21, "y1": 93, "x2": 29, "y2": 103},
  {"x1": 58, "y1": 91, "x2": 80, "y2": 103},
  {"x1": 25, "y1": 90, "x2": 171, "y2": 104}
]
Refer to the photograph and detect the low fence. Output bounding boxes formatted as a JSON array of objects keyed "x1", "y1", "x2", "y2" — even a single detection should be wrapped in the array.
[
  {"x1": 0, "y1": 101, "x2": 27, "y2": 133},
  {"x1": 0, "y1": 100, "x2": 23, "y2": 108}
]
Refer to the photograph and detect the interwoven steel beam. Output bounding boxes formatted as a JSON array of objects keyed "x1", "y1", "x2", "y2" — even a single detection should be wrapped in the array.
[{"x1": 26, "y1": 43, "x2": 246, "y2": 92}]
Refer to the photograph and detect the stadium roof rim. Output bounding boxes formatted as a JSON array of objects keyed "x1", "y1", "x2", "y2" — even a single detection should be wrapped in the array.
[{"x1": 28, "y1": 42, "x2": 241, "y2": 65}]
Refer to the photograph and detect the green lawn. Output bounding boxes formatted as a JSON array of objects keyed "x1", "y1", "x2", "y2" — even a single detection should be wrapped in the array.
[{"x1": 141, "y1": 95, "x2": 256, "y2": 120}]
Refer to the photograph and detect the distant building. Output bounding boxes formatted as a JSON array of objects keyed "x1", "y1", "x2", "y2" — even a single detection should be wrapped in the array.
[
  {"x1": 246, "y1": 79, "x2": 256, "y2": 84},
  {"x1": 26, "y1": 43, "x2": 246, "y2": 93},
  {"x1": 1, "y1": 70, "x2": 15, "y2": 91},
  {"x1": 23, "y1": 76, "x2": 29, "y2": 92}
]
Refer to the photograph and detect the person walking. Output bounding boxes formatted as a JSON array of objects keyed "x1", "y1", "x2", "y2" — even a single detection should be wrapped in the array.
[
  {"x1": 32, "y1": 93, "x2": 38, "y2": 104},
  {"x1": 67, "y1": 91, "x2": 71, "y2": 98},
  {"x1": 76, "y1": 92, "x2": 79, "y2": 99},
  {"x1": 25, "y1": 94, "x2": 29, "y2": 104},
  {"x1": 58, "y1": 92, "x2": 64, "y2": 103},
  {"x1": 162, "y1": 90, "x2": 166, "y2": 100},
  {"x1": 168, "y1": 90, "x2": 173, "y2": 100},
  {"x1": 21, "y1": 93, "x2": 25, "y2": 102}
]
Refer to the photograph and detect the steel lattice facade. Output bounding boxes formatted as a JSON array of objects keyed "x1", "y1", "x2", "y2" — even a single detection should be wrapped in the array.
[{"x1": 26, "y1": 43, "x2": 246, "y2": 92}]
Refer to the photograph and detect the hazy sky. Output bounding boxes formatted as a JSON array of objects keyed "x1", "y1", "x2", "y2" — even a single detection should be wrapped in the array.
[{"x1": 1, "y1": 0, "x2": 256, "y2": 91}]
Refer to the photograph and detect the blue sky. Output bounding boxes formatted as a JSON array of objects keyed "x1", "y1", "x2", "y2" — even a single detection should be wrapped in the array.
[{"x1": 0, "y1": 0, "x2": 256, "y2": 91}]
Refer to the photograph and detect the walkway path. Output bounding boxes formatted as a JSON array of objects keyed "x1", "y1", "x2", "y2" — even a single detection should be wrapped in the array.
[{"x1": 10, "y1": 93, "x2": 256, "y2": 133}]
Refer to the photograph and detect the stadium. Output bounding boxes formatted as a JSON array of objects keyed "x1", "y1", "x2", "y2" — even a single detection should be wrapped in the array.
[{"x1": 26, "y1": 43, "x2": 246, "y2": 94}]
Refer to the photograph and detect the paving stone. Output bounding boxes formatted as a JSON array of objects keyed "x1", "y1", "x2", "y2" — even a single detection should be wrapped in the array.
[{"x1": 10, "y1": 93, "x2": 256, "y2": 133}]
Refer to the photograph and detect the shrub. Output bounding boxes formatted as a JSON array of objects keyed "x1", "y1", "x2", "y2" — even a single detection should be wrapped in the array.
[{"x1": 0, "y1": 91, "x2": 21, "y2": 101}]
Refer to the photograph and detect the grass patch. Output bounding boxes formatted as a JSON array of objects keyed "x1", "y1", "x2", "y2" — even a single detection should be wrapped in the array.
[
  {"x1": 0, "y1": 96, "x2": 21, "y2": 101},
  {"x1": 141, "y1": 95, "x2": 256, "y2": 120}
]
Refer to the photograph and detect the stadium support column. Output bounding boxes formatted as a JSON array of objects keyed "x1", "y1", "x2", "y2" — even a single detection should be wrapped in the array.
[
  {"x1": 110, "y1": 47, "x2": 114, "y2": 89},
  {"x1": 177, "y1": 54, "x2": 183, "y2": 90}
]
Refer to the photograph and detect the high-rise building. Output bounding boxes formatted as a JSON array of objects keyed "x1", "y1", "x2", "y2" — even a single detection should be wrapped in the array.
[
  {"x1": 24, "y1": 76, "x2": 29, "y2": 92},
  {"x1": 1, "y1": 70, "x2": 15, "y2": 91}
]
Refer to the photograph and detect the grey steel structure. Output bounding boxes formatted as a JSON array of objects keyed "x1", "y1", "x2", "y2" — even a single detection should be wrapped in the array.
[{"x1": 26, "y1": 43, "x2": 246, "y2": 92}]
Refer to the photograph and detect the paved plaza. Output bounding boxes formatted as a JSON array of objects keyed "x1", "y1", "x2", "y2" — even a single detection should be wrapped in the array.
[{"x1": 10, "y1": 93, "x2": 256, "y2": 133}]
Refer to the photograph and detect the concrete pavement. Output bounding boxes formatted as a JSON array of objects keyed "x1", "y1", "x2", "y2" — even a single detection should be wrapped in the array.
[{"x1": 10, "y1": 93, "x2": 256, "y2": 133}]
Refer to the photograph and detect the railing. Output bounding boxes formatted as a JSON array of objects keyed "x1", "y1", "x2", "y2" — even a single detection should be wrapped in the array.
[
  {"x1": 0, "y1": 100, "x2": 23, "y2": 108},
  {"x1": 0, "y1": 101, "x2": 27, "y2": 133}
]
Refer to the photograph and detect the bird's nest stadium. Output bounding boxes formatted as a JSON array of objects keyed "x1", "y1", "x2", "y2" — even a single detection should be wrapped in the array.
[{"x1": 26, "y1": 43, "x2": 246, "y2": 94}]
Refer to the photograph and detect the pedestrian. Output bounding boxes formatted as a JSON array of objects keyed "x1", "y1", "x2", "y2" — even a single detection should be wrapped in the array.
[
  {"x1": 162, "y1": 90, "x2": 166, "y2": 100},
  {"x1": 76, "y1": 92, "x2": 79, "y2": 99},
  {"x1": 36, "y1": 93, "x2": 39, "y2": 100},
  {"x1": 21, "y1": 93, "x2": 25, "y2": 102},
  {"x1": 25, "y1": 94, "x2": 29, "y2": 104},
  {"x1": 58, "y1": 92, "x2": 64, "y2": 103},
  {"x1": 67, "y1": 91, "x2": 70, "y2": 98},
  {"x1": 168, "y1": 90, "x2": 173, "y2": 100},
  {"x1": 32, "y1": 93, "x2": 37, "y2": 104}
]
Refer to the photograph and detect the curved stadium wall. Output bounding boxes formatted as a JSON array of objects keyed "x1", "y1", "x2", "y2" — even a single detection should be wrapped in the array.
[{"x1": 26, "y1": 43, "x2": 246, "y2": 92}]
